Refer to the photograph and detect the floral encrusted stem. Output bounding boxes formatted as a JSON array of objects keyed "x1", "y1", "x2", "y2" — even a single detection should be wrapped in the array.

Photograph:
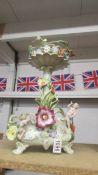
[
  {"x1": 38, "y1": 66, "x2": 58, "y2": 109},
  {"x1": 41, "y1": 66, "x2": 53, "y2": 95}
]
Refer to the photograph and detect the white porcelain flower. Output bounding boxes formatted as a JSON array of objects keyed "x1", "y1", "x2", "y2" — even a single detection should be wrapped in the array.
[
  {"x1": 43, "y1": 39, "x2": 47, "y2": 42},
  {"x1": 36, "y1": 49, "x2": 43, "y2": 55},
  {"x1": 43, "y1": 45, "x2": 50, "y2": 53},
  {"x1": 31, "y1": 50, "x2": 36, "y2": 56},
  {"x1": 51, "y1": 46, "x2": 59, "y2": 54}
]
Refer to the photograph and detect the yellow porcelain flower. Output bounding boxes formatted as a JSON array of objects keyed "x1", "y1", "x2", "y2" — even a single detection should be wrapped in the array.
[
  {"x1": 38, "y1": 78, "x2": 48, "y2": 87},
  {"x1": 7, "y1": 125, "x2": 18, "y2": 141}
]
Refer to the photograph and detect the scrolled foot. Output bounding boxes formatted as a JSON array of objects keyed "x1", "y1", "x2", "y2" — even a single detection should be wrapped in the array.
[
  {"x1": 13, "y1": 141, "x2": 29, "y2": 154},
  {"x1": 13, "y1": 148, "x2": 23, "y2": 154},
  {"x1": 43, "y1": 139, "x2": 50, "y2": 150},
  {"x1": 63, "y1": 144, "x2": 74, "y2": 154}
]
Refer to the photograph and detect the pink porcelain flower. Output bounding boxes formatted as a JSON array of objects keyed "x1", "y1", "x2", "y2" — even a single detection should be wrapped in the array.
[{"x1": 36, "y1": 106, "x2": 56, "y2": 128}]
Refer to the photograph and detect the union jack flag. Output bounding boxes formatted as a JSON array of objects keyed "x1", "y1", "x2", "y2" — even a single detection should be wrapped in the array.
[
  {"x1": 0, "y1": 78, "x2": 7, "y2": 91},
  {"x1": 82, "y1": 70, "x2": 98, "y2": 89},
  {"x1": 51, "y1": 74, "x2": 75, "y2": 91},
  {"x1": 17, "y1": 77, "x2": 39, "y2": 92}
]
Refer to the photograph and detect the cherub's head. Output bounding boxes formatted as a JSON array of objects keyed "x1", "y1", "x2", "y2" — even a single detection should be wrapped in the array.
[
  {"x1": 73, "y1": 103, "x2": 79, "y2": 109},
  {"x1": 67, "y1": 101, "x2": 79, "y2": 109}
]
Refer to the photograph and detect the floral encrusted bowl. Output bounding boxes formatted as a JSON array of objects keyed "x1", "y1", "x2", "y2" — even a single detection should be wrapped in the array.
[{"x1": 28, "y1": 36, "x2": 75, "y2": 71}]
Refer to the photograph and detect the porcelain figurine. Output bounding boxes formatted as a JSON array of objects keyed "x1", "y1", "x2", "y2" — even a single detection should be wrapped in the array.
[{"x1": 6, "y1": 37, "x2": 79, "y2": 154}]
